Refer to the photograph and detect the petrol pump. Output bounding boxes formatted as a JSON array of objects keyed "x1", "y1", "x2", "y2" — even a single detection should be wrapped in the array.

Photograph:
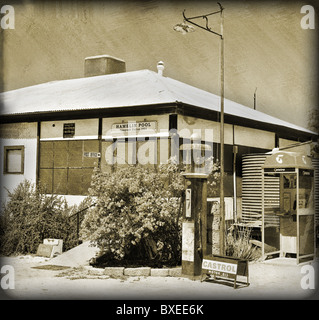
[{"x1": 180, "y1": 134, "x2": 211, "y2": 277}]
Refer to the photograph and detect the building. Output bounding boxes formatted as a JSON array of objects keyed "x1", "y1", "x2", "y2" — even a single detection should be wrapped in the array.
[{"x1": 0, "y1": 55, "x2": 317, "y2": 220}]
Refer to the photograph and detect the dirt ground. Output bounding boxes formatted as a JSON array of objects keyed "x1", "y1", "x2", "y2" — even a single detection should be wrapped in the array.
[{"x1": 1, "y1": 253, "x2": 318, "y2": 300}]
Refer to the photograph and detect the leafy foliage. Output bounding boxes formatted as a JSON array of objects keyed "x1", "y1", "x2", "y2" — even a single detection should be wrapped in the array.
[
  {"x1": 82, "y1": 156, "x2": 220, "y2": 267},
  {"x1": 226, "y1": 225, "x2": 261, "y2": 261},
  {"x1": 0, "y1": 180, "x2": 77, "y2": 255},
  {"x1": 307, "y1": 109, "x2": 319, "y2": 156},
  {"x1": 308, "y1": 108, "x2": 319, "y2": 134},
  {"x1": 81, "y1": 161, "x2": 185, "y2": 266}
]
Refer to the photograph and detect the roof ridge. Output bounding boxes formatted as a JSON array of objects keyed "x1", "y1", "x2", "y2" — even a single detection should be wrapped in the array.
[{"x1": 147, "y1": 71, "x2": 181, "y2": 103}]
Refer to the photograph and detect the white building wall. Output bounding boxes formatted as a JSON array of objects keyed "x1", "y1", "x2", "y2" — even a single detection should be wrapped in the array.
[
  {"x1": 0, "y1": 122, "x2": 38, "y2": 204},
  {"x1": 178, "y1": 115, "x2": 233, "y2": 144},
  {"x1": 234, "y1": 125, "x2": 275, "y2": 149},
  {"x1": 41, "y1": 119, "x2": 99, "y2": 140}
]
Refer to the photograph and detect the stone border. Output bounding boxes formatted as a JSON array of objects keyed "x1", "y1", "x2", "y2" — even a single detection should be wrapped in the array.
[{"x1": 101, "y1": 266, "x2": 182, "y2": 278}]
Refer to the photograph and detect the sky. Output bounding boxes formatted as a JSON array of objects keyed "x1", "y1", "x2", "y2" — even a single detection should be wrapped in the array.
[{"x1": 1, "y1": 0, "x2": 318, "y2": 131}]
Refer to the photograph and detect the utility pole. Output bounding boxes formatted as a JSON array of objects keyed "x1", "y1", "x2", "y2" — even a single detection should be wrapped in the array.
[
  {"x1": 174, "y1": 3, "x2": 226, "y2": 256},
  {"x1": 219, "y1": 4, "x2": 225, "y2": 256}
]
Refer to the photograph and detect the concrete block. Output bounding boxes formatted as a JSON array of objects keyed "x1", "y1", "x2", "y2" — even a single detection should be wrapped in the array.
[
  {"x1": 150, "y1": 268, "x2": 170, "y2": 277},
  {"x1": 124, "y1": 267, "x2": 151, "y2": 277},
  {"x1": 86, "y1": 267, "x2": 105, "y2": 275},
  {"x1": 169, "y1": 267, "x2": 182, "y2": 277},
  {"x1": 43, "y1": 238, "x2": 63, "y2": 258},
  {"x1": 36, "y1": 244, "x2": 53, "y2": 258},
  {"x1": 104, "y1": 267, "x2": 125, "y2": 277}
]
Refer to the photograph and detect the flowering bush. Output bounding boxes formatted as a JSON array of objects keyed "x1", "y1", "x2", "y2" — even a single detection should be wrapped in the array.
[{"x1": 81, "y1": 160, "x2": 186, "y2": 266}]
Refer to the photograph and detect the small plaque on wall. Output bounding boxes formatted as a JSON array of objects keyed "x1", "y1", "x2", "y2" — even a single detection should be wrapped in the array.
[
  {"x1": 185, "y1": 188, "x2": 192, "y2": 218},
  {"x1": 83, "y1": 152, "x2": 101, "y2": 158}
]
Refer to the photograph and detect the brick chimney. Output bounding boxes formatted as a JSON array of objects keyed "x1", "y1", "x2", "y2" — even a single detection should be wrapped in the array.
[{"x1": 84, "y1": 55, "x2": 126, "y2": 77}]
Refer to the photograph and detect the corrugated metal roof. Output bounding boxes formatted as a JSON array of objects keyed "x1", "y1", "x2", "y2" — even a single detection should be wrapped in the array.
[{"x1": 0, "y1": 69, "x2": 317, "y2": 136}]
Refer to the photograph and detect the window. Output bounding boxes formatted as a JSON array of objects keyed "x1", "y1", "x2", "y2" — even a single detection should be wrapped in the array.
[{"x1": 4, "y1": 146, "x2": 24, "y2": 174}]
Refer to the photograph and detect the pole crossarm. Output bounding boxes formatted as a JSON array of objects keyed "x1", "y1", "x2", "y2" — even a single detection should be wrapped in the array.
[{"x1": 182, "y1": 3, "x2": 224, "y2": 38}]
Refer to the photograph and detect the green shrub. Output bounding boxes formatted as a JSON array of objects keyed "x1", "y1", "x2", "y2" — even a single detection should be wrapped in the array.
[
  {"x1": 0, "y1": 180, "x2": 76, "y2": 255},
  {"x1": 81, "y1": 155, "x2": 221, "y2": 267},
  {"x1": 226, "y1": 225, "x2": 261, "y2": 261},
  {"x1": 81, "y1": 161, "x2": 185, "y2": 266}
]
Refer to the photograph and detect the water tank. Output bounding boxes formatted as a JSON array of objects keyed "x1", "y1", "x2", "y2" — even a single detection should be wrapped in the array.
[
  {"x1": 313, "y1": 158, "x2": 319, "y2": 226},
  {"x1": 241, "y1": 153, "x2": 280, "y2": 226}
]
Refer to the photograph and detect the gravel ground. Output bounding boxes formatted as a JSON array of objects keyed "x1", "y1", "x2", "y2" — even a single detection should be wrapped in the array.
[{"x1": 0, "y1": 242, "x2": 318, "y2": 300}]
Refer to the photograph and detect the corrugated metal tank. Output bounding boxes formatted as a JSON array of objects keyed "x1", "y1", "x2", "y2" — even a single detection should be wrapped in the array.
[
  {"x1": 313, "y1": 158, "x2": 319, "y2": 226},
  {"x1": 241, "y1": 153, "x2": 279, "y2": 226}
]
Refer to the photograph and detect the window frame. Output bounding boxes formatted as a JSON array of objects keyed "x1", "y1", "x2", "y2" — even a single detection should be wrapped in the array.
[{"x1": 3, "y1": 145, "x2": 25, "y2": 174}]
